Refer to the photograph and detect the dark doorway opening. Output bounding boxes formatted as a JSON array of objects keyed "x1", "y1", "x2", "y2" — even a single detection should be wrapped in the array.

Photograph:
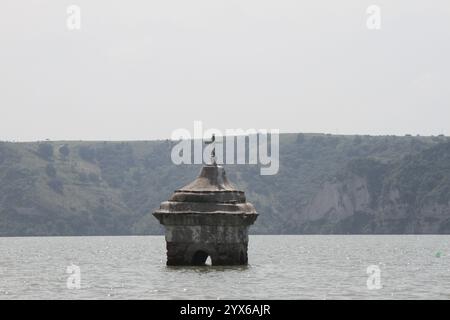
[
  {"x1": 239, "y1": 251, "x2": 246, "y2": 264},
  {"x1": 191, "y1": 250, "x2": 210, "y2": 266}
]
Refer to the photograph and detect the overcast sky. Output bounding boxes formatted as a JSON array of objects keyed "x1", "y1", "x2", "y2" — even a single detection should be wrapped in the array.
[{"x1": 1, "y1": 0, "x2": 449, "y2": 141}]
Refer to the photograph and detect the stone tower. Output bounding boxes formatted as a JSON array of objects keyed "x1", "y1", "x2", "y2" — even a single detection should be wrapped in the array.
[{"x1": 153, "y1": 163, "x2": 258, "y2": 266}]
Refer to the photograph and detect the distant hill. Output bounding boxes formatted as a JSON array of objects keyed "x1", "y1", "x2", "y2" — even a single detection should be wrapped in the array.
[{"x1": 1, "y1": 133, "x2": 449, "y2": 236}]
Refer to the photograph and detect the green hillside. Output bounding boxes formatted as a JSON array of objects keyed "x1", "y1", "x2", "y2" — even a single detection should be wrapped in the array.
[{"x1": 0, "y1": 134, "x2": 449, "y2": 236}]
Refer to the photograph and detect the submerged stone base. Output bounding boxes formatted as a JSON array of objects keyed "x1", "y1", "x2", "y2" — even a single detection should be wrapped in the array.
[
  {"x1": 166, "y1": 241, "x2": 248, "y2": 266},
  {"x1": 162, "y1": 222, "x2": 252, "y2": 266}
]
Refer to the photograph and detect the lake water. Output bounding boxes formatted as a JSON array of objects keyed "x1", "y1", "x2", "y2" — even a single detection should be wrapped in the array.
[{"x1": 0, "y1": 235, "x2": 449, "y2": 299}]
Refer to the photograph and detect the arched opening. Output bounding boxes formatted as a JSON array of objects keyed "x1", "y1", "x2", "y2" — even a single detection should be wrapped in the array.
[
  {"x1": 239, "y1": 251, "x2": 246, "y2": 264},
  {"x1": 191, "y1": 250, "x2": 210, "y2": 266}
]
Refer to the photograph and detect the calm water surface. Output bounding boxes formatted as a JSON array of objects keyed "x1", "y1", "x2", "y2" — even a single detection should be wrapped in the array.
[{"x1": 0, "y1": 235, "x2": 449, "y2": 299}]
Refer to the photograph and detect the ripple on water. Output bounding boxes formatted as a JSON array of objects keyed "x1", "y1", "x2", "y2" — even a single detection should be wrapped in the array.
[{"x1": 0, "y1": 235, "x2": 449, "y2": 299}]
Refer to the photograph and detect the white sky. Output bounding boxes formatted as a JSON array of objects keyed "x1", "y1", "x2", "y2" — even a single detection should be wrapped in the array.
[{"x1": 1, "y1": 0, "x2": 449, "y2": 141}]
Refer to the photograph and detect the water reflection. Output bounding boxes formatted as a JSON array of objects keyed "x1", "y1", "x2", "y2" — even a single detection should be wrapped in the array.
[{"x1": 165, "y1": 264, "x2": 250, "y2": 274}]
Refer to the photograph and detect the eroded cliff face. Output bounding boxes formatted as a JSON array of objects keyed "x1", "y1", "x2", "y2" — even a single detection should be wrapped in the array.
[
  {"x1": 294, "y1": 172, "x2": 450, "y2": 234},
  {"x1": 291, "y1": 173, "x2": 375, "y2": 234},
  {"x1": 377, "y1": 186, "x2": 450, "y2": 234},
  {"x1": 302, "y1": 174, "x2": 371, "y2": 223}
]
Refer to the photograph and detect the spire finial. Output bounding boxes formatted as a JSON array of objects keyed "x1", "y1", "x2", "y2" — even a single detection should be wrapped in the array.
[{"x1": 205, "y1": 134, "x2": 217, "y2": 165}]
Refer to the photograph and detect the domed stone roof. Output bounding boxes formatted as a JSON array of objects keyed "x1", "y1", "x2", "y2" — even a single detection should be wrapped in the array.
[
  {"x1": 154, "y1": 164, "x2": 257, "y2": 215},
  {"x1": 152, "y1": 161, "x2": 258, "y2": 266}
]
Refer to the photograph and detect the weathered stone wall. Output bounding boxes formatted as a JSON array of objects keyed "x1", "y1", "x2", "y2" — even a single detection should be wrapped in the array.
[
  {"x1": 166, "y1": 225, "x2": 249, "y2": 243},
  {"x1": 166, "y1": 241, "x2": 249, "y2": 266},
  {"x1": 163, "y1": 221, "x2": 251, "y2": 265}
]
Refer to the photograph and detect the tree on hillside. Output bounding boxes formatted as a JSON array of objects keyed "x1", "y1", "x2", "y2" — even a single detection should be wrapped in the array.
[
  {"x1": 78, "y1": 146, "x2": 96, "y2": 162},
  {"x1": 59, "y1": 144, "x2": 70, "y2": 160},
  {"x1": 45, "y1": 164, "x2": 57, "y2": 178},
  {"x1": 37, "y1": 143, "x2": 54, "y2": 160},
  {"x1": 48, "y1": 178, "x2": 64, "y2": 194},
  {"x1": 296, "y1": 133, "x2": 305, "y2": 144}
]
